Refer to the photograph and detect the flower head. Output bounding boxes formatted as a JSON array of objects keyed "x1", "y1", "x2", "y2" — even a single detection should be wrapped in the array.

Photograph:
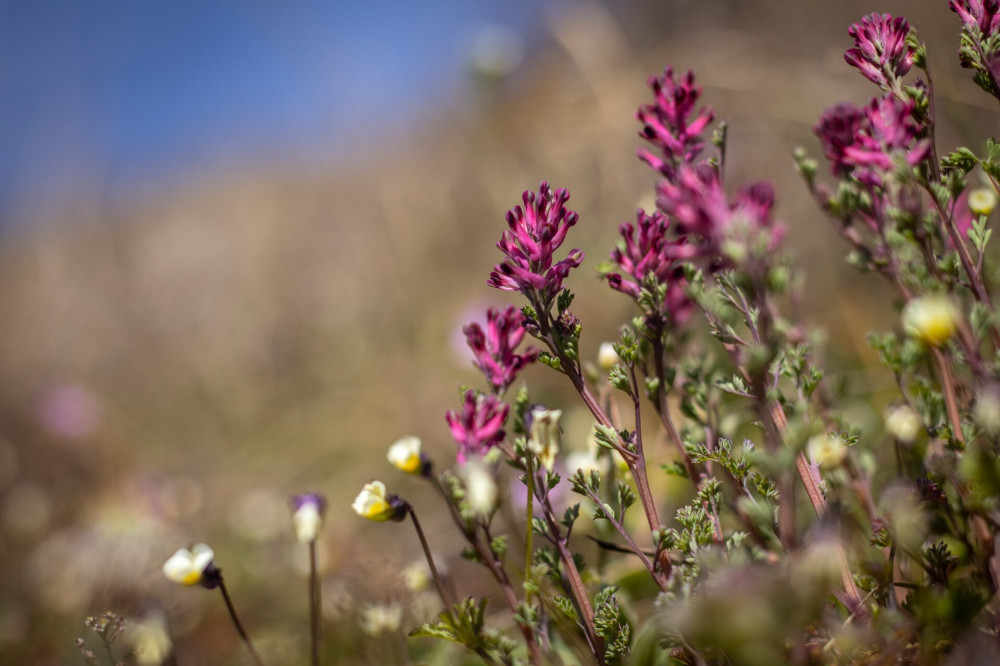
[
  {"x1": 903, "y1": 295, "x2": 960, "y2": 346},
  {"x1": 885, "y1": 404, "x2": 922, "y2": 444},
  {"x1": 655, "y1": 165, "x2": 783, "y2": 267},
  {"x1": 814, "y1": 103, "x2": 867, "y2": 177},
  {"x1": 636, "y1": 67, "x2": 715, "y2": 180},
  {"x1": 487, "y1": 183, "x2": 584, "y2": 304},
  {"x1": 526, "y1": 406, "x2": 562, "y2": 470},
  {"x1": 446, "y1": 390, "x2": 509, "y2": 463},
  {"x1": 351, "y1": 481, "x2": 407, "y2": 522},
  {"x1": 605, "y1": 209, "x2": 694, "y2": 323},
  {"x1": 807, "y1": 433, "x2": 848, "y2": 469},
  {"x1": 950, "y1": 0, "x2": 1000, "y2": 36},
  {"x1": 463, "y1": 305, "x2": 538, "y2": 393},
  {"x1": 163, "y1": 543, "x2": 219, "y2": 588},
  {"x1": 597, "y1": 342, "x2": 620, "y2": 371},
  {"x1": 844, "y1": 13, "x2": 914, "y2": 90},
  {"x1": 840, "y1": 95, "x2": 930, "y2": 188},
  {"x1": 387, "y1": 436, "x2": 426, "y2": 475},
  {"x1": 291, "y1": 492, "x2": 327, "y2": 543},
  {"x1": 969, "y1": 186, "x2": 998, "y2": 215}
]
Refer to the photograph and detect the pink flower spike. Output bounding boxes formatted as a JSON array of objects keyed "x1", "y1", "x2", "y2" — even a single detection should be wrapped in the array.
[
  {"x1": 844, "y1": 13, "x2": 914, "y2": 90},
  {"x1": 949, "y1": 0, "x2": 1000, "y2": 36},
  {"x1": 446, "y1": 391, "x2": 510, "y2": 463},
  {"x1": 636, "y1": 67, "x2": 715, "y2": 180},
  {"x1": 463, "y1": 306, "x2": 539, "y2": 394},
  {"x1": 488, "y1": 183, "x2": 584, "y2": 302}
]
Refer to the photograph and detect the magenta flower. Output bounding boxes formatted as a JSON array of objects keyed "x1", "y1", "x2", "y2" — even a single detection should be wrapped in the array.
[
  {"x1": 606, "y1": 209, "x2": 694, "y2": 324},
  {"x1": 654, "y1": 165, "x2": 782, "y2": 266},
  {"x1": 814, "y1": 103, "x2": 867, "y2": 177},
  {"x1": 950, "y1": 0, "x2": 1000, "y2": 35},
  {"x1": 636, "y1": 67, "x2": 715, "y2": 180},
  {"x1": 487, "y1": 183, "x2": 584, "y2": 304},
  {"x1": 841, "y1": 95, "x2": 930, "y2": 188},
  {"x1": 463, "y1": 305, "x2": 538, "y2": 394},
  {"x1": 844, "y1": 13, "x2": 914, "y2": 90},
  {"x1": 446, "y1": 390, "x2": 510, "y2": 463}
]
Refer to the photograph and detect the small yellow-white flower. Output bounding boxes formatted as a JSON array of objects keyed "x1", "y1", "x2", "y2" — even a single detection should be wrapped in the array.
[
  {"x1": 527, "y1": 407, "x2": 562, "y2": 470},
  {"x1": 130, "y1": 614, "x2": 173, "y2": 666},
  {"x1": 291, "y1": 493, "x2": 326, "y2": 543},
  {"x1": 351, "y1": 481, "x2": 405, "y2": 522},
  {"x1": 968, "y1": 187, "x2": 998, "y2": 216},
  {"x1": 597, "y1": 342, "x2": 620, "y2": 371},
  {"x1": 163, "y1": 543, "x2": 215, "y2": 586},
  {"x1": 902, "y1": 295, "x2": 960, "y2": 347},
  {"x1": 402, "y1": 561, "x2": 431, "y2": 592},
  {"x1": 807, "y1": 433, "x2": 848, "y2": 469},
  {"x1": 387, "y1": 436, "x2": 423, "y2": 474},
  {"x1": 885, "y1": 405, "x2": 921, "y2": 444}
]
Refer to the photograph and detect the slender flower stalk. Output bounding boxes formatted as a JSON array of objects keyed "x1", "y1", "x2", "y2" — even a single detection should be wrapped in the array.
[
  {"x1": 291, "y1": 493, "x2": 326, "y2": 666},
  {"x1": 163, "y1": 545, "x2": 265, "y2": 665}
]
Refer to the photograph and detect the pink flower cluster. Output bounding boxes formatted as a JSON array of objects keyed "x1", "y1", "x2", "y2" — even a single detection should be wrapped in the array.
[
  {"x1": 815, "y1": 95, "x2": 930, "y2": 189},
  {"x1": 446, "y1": 390, "x2": 509, "y2": 464},
  {"x1": 463, "y1": 305, "x2": 538, "y2": 394},
  {"x1": 844, "y1": 13, "x2": 914, "y2": 90},
  {"x1": 950, "y1": 0, "x2": 1000, "y2": 36},
  {"x1": 636, "y1": 67, "x2": 715, "y2": 180},
  {"x1": 487, "y1": 183, "x2": 584, "y2": 304}
]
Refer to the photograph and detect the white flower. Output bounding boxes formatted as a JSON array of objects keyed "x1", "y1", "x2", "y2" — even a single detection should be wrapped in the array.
[
  {"x1": 902, "y1": 295, "x2": 959, "y2": 347},
  {"x1": 527, "y1": 407, "x2": 562, "y2": 470},
  {"x1": 885, "y1": 405, "x2": 921, "y2": 444},
  {"x1": 597, "y1": 342, "x2": 620, "y2": 371},
  {"x1": 291, "y1": 493, "x2": 326, "y2": 543},
  {"x1": 968, "y1": 187, "x2": 998, "y2": 216},
  {"x1": 163, "y1": 543, "x2": 215, "y2": 586},
  {"x1": 402, "y1": 561, "x2": 431, "y2": 592},
  {"x1": 359, "y1": 602, "x2": 403, "y2": 636},
  {"x1": 387, "y1": 436, "x2": 423, "y2": 474},
  {"x1": 351, "y1": 481, "x2": 404, "y2": 522},
  {"x1": 462, "y1": 458, "x2": 497, "y2": 516},
  {"x1": 565, "y1": 447, "x2": 609, "y2": 476}
]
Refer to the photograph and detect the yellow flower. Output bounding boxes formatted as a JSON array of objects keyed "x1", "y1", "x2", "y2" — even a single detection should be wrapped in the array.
[
  {"x1": 351, "y1": 481, "x2": 405, "y2": 522},
  {"x1": 527, "y1": 407, "x2": 562, "y2": 470},
  {"x1": 163, "y1": 543, "x2": 215, "y2": 586},
  {"x1": 902, "y1": 295, "x2": 959, "y2": 347},
  {"x1": 968, "y1": 187, "x2": 998, "y2": 216},
  {"x1": 387, "y1": 436, "x2": 423, "y2": 474}
]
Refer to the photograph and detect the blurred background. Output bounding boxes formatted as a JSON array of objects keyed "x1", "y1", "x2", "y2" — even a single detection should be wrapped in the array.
[{"x1": 1, "y1": 0, "x2": 996, "y2": 663}]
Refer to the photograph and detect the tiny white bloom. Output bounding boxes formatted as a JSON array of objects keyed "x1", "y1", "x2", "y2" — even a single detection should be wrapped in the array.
[
  {"x1": 807, "y1": 434, "x2": 847, "y2": 469},
  {"x1": 885, "y1": 405, "x2": 921, "y2": 444},
  {"x1": 387, "y1": 436, "x2": 423, "y2": 474},
  {"x1": 527, "y1": 407, "x2": 562, "y2": 470},
  {"x1": 359, "y1": 602, "x2": 403, "y2": 636},
  {"x1": 163, "y1": 543, "x2": 214, "y2": 586},
  {"x1": 597, "y1": 342, "x2": 620, "y2": 371},
  {"x1": 968, "y1": 187, "x2": 998, "y2": 216},
  {"x1": 462, "y1": 457, "x2": 498, "y2": 516}
]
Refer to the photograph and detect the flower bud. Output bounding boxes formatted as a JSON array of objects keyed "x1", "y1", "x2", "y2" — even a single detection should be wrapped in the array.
[
  {"x1": 351, "y1": 481, "x2": 407, "y2": 522},
  {"x1": 291, "y1": 492, "x2": 327, "y2": 543},
  {"x1": 387, "y1": 436, "x2": 425, "y2": 475},
  {"x1": 902, "y1": 295, "x2": 959, "y2": 347}
]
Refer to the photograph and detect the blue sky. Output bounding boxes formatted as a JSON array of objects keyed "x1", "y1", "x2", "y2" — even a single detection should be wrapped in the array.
[{"x1": 0, "y1": 1, "x2": 538, "y2": 227}]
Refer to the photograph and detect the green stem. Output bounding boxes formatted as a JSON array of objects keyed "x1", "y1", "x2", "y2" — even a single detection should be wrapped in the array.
[
  {"x1": 308, "y1": 541, "x2": 321, "y2": 666},
  {"x1": 524, "y1": 452, "x2": 535, "y2": 604}
]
